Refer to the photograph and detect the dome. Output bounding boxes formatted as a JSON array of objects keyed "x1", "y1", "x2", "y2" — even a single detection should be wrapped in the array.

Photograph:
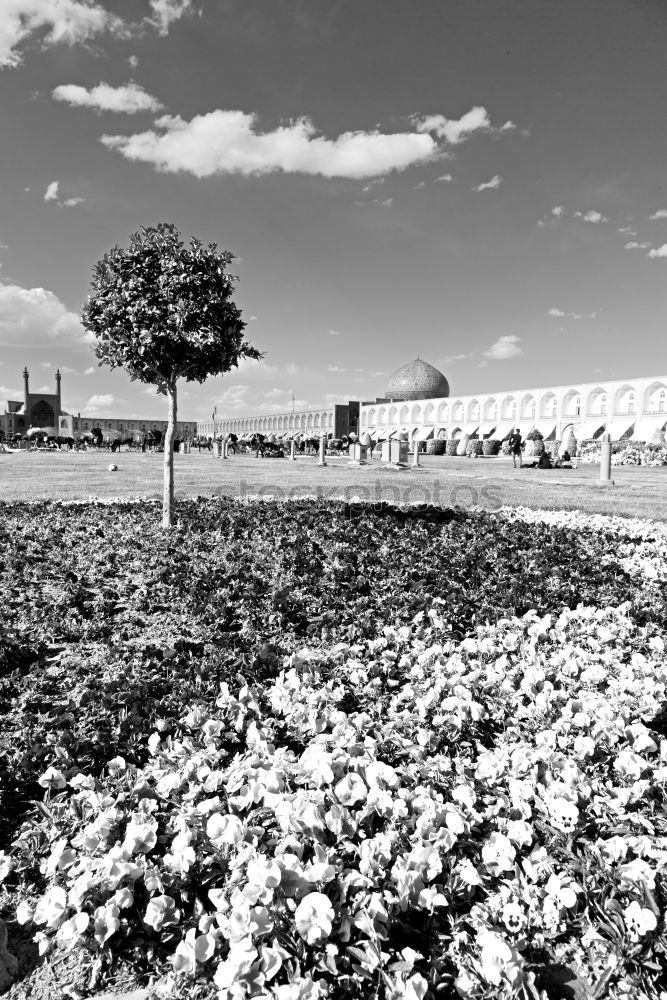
[{"x1": 384, "y1": 358, "x2": 450, "y2": 401}]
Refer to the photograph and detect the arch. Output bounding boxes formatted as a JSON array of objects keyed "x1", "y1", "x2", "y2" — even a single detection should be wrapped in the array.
[
  {"x1": 424, "y1": 401, "x2": 436, "y2": 423},
  {"x1": 520, "y1": 393, "x2": 536, "y2": 420},
  {"x1": 388, "y1": 405, "x2": 398, "y2": 426},
  {"x1": 314, "y1": 412, "x2": 320, "y2": 428},
  {"x1": 467, "y1": 397, "x2": 480, "y2": 421},
  {"x1": 30, "y1": 400, "x2": 55, "y2": 428},
  {"x1": 399, "y1": 403, "x2": 410, "y2": 424},
  {"x1": 483, "y1": 397, "x2": 498, "y2": 421},
  {"x1": 367, "y1": 406, "x2": 377, "y2": 425},
  {"x1": 562, "y1": 388, "x2": 582, "y2": 418},
  {"x1": 412, "y1": 403, "x2": 423, "y2": 423},
  {"x1": 540, "y1": 391, "x2": 558, "y2": 418},
  {"x1": 437, "y1": 428, "x2": 448, "y2": 439},
  {"x1": 450, "y1": 425, "x2": 463, "y2": 440},
  {"x1": 614, "y1": 383, "x2": 637, "y2": 414},
  {"x1": 437, "y1": 401, "x2": 449, "y2": 422},
  {"x1": 377, "y1": 406, "x2": 387, "y2": 424},
  {"x1": 500, "y1": 395, "x2": 516, "y2": 420},
  {"x1": 643, "y1": 380, "x2": 667, "y2": 413},
  {"x1": 452, "y1": 400, "x2": 464, "y2": 422},
  {"x1": 587, "y1": 386, "x2": 608, "y2": 416}
]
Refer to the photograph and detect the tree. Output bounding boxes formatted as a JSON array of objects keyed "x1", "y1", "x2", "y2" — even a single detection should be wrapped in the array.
[{"x1": 81, "y1": 223, "x2": 262, "y2": 527}]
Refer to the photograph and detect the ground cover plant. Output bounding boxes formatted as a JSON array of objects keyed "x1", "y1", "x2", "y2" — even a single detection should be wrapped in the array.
[{"x1": 0, "y1": 498, "x2": 666, "y2": 999}]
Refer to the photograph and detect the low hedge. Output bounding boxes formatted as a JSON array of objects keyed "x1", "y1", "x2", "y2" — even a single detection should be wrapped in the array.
[
  {"x1": 466, "y1": 440, "x2": 484, "y2": 457},
  {"x1": 483, "y1": 439, "x2": 501, "y2": 456},
  {"x1": 446, "y1": 439, "x2": 459, "y2": 455}
]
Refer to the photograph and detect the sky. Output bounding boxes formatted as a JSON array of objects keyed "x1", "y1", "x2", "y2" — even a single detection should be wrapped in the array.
[{"x1": 0, "y1": 0, "x2": 666, "y2": 422}]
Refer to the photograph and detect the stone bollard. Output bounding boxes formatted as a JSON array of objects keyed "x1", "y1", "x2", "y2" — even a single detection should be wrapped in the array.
[
  {"x1": 318, "y1": 434, "x2": 327, "y2": 467},
  {"x1": 600, "y1": 431, "x2": 613, "y2": 484},
  {"x1": 413, "y1": 440, "x2": 420, "y2": 467},
  {"x1": 290, "y1": 439, "x2": 296, "y2": 461},
  {"x1": 222, "y1": 440, "x2": 228, "y2": 459}
]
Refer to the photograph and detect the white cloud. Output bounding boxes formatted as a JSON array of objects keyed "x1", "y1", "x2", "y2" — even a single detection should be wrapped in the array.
[
  {"x1": 361, "y1": 177, "x2": 385, "y2": 193},
  {"x1": 648, "y1": 244, "x2": 667, "y2": 258},
  {"x1": 435, "y1": 173, "x2": 453, "y2": 182},
  {"x1": 128, "y1": 54, "x2": 138, "y2": 69},
  {"x1": 0, "y1": 0, "x2": 124, "y2": 68},
  {"x1": 327, "y1": 364, "x2": 348, "y2": 373},
  {"x1": 44, "y1": 179, "x2": 85, "y2": 207},
  {"x1": 473, "y1": 174, "x2": 501, "y2": 192},
  {"x1": 551, "y1": 205, "x2": 565, "y2": 217},
  {"x1": 327, "y1": 329, "x2": 341, "y2": 336},
  {"x1": 83, "y1": 366, "x2": 96, "y2": 375},
  {"x1": 414, "y1": 105, "x2": 491, "y2": 144},
  {"x1": 483, "y1": 335, "x2": 523, "y2": 360},
  {"x1": 548, "y1": 308, "x2": 596, "y2": 319},
  {"x1": 53, "y1": 81, "x2": 164, "y2": 114},
  {"x1": 101, "y1": 110, "x2": 439, "y2": 179},
  {"x1": 617, "y1": 226, "x2": 637, "y2": 236},
  {"x1": 574, "y1": 209, "x2": 608, "y2": 223},
  {"x1": 537, "y1": 205, "x2": 565, "y2": 228},
  {"x1": 624, "y1": 241, "x2": 652, "y2": 250},
  {"x1": 0, "y1": 279, "x2": 89, "y2": 346},
  {"x1": 82, "y1": 393, "x2": 123, "y2": 415},
  {"x1": 649, "y1": 209, "x2": 667, "y2": 220},
  {"x1": 148, "y1": 0, "x2": 193, "y2": 36},
  {"x1": 0, "y1": 384, "x2": 21, "y2": 398},
  {"x1": 370, "y1": 370, "x2": 388, "y2": 378}
]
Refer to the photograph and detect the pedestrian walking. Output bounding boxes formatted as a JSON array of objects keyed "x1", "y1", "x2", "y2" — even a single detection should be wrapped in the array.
[{"x1": 508, "y1": 428, "x2": 523, "y2": 468}]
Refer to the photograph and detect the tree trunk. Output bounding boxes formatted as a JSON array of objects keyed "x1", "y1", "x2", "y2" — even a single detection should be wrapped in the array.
[{"x1": 163, "y1": 381, "x2": 177, "y2": 528}]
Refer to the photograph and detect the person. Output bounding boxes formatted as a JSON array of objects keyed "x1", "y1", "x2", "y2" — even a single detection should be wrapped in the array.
[
  {"x1": 508, "y1": 428, "x2": 523, "y2": 468},
  {"x1": 537, "y1": 450, "x2": 552, "y2": 469}
]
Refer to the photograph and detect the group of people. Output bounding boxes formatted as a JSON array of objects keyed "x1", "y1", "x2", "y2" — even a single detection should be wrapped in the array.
[{"x1": 507, "y1": 429, "x2": 572, "y2": 470}]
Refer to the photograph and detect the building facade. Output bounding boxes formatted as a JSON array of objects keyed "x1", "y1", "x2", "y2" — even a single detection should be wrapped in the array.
[
  {"x1": 198, "y1": 401, "x2": 359, "y2": 440},
  {"x1": 0, "y1": 368, "x2": 196, "y2": 442},
  {"x1": 359, "y1": 366, "x2": 667, "y2": 444}
]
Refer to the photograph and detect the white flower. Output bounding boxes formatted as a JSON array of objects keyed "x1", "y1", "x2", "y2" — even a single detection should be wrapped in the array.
[
  {"x1": 207, "y1": 813, "x2": 244, "y2": 848},
  {"x1": 294, "y1": 892, "x2": 335, "y2": 945},
  {"x1": 624, "y1": 900, "x2": 657, "y2": 941},
  {"x1": 481, "y1": 833, "x2": 516, "y2": 875}
]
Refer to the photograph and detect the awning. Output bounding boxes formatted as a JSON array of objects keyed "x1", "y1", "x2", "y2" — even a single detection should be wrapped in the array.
[
  {"x1": 572, "y1": 419, "x2": 606, "y2": 440},
  {"x1": 603, "y1": 418, "x2": 635, "y2": 441},
  {"x1": 364, "y1": 425, "x2": 376, "y2": 436},
  {"x1": 492, "y1": 420, "x2": 516, "y2": 441},
  {"x1": 461, "y1": 422, "x2": 480, "y2": 438},
  {"x1": 478, "y1": 423, "x2": 496, "y2": 439},
  {"x1": 375, "y1": 425, "x2": 389, "y2": 440},
  {"x1": 631, "y1": 416, "x2": 667, "y2": 441},
  {"x1": 534, "y1": 422, "x2": 557, "y2": 440},
  {"x1": 389, "y1": 425, "x2": 409, "y2": 439},
  {"x1": 415, "y1": 425, "x2": 435, "y2": 441}
]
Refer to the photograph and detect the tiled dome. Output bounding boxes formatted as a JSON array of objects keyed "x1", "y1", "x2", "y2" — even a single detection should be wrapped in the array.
[{"x1": 385, "y1": 358, "x2": 450, "y2": 401}]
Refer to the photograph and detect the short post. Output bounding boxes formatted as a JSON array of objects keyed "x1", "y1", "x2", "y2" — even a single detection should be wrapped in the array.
[
  {"x1": 222, "y1": 440, "x2": 228, "y2": 459},
  {"x1": 412, "y1": 439, "x2": 420, "y2": 467},
  {"x1": 318, "y1": 434, "x2": 327, "y2": 467},
  {"x1": 290, "y1": 439, "x2": 296, "y2": 461},
  {"x1": 600, "y1": 431, "x2": 613, "y2": 484}
]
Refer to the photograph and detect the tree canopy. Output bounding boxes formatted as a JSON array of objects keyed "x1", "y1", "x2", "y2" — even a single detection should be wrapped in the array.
[
  {"x1": 81, "y1": 223, "x2": 262, "y2": 526},
  {"x1": 81, "y1": 223, "x2": 261, "y2": 390}
]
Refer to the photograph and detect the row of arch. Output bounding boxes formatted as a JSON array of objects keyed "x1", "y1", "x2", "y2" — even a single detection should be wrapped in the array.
[
  {"x1": 362, "y1": 381, "x2": 667, "y2": 429},
  {"x1": 216, "y1": 410, "x2": 335, "y2": 435}
]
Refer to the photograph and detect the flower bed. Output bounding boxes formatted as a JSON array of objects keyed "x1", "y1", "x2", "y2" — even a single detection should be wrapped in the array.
[
  {"x1": 1, "y1": 499, "x2": 666, "y2": 1000},
  {"x1": 577, "y1": 442, "x2": 667, "y2": 466}
]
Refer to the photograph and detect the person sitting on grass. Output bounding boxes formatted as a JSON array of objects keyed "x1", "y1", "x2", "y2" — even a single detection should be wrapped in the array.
[{"x1": 554, "y1": 450, "x2": 572, "y2": 469}]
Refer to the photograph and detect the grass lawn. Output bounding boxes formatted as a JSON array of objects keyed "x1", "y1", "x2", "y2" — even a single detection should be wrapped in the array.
[{"x1": 0, "y1": 449, "x2": 665, "y2": 520}]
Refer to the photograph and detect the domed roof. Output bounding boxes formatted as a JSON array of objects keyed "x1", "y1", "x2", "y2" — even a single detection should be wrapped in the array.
[{"x1": 384, "y1": 358, "x2": 450, "y2": 401}]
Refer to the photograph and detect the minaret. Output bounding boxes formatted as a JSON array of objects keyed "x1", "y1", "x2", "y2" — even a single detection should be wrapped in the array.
[
  {"x1": 55, "y1": 369, "x2": 62, "y2": 428},
  {"x1": 23, "y1": 367, "x2": 30, "y2": 426}
]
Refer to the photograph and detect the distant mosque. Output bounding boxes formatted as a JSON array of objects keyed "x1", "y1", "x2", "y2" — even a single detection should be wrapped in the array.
[{"x1": 0, "y1": 368, "x2": 196, "y2": 441}]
